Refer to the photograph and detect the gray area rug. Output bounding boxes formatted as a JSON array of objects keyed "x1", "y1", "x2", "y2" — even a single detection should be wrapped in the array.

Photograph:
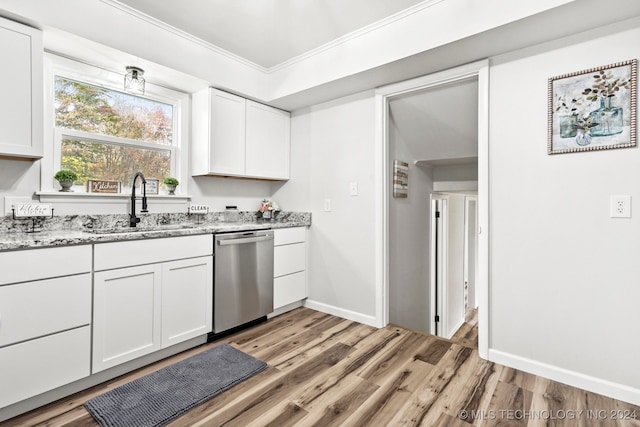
[{"x1": 85, "y1": 343, "x2": 267, "y2": 427}]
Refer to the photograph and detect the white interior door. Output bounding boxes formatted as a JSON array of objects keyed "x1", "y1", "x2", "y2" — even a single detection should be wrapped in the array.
[
  {"x1": 430, "y1": 195, "x2": 446, "y2": 336},
  {"x1": 464, "y1": 196, "x2": 478, "y2": 310},
  {"x1": 430, "y1": 193, "x2": 466, "y2": 339}
]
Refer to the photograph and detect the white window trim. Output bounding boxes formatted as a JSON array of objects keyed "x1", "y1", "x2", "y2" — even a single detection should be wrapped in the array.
[{"x1": 40, "y1": 53, "x2": 190, "y2": 199}]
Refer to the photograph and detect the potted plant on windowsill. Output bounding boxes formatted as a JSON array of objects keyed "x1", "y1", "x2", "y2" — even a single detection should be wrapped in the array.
[
  {"x1": 163, "y1": 177, "x2": 179, "y2": 195},
  {"x1": 54, "y1": 169, "x2": 78, "y2": 192}
]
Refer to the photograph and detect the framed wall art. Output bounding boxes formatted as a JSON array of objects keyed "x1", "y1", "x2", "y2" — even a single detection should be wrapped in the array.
[
  {"x1": 548, "y1": 59, "x2": 637, "y2": 154},
  {"x1": 393, "y1": 160, "x2": 409, "y2": 198}
]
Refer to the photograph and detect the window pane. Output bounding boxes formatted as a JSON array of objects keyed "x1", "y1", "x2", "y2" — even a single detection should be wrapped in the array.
[
  {"x1": 62, "y1": 139, "x2": 171, "y2": 188},
  {"x1": 55, "y1": 76, "x2": 173, "y2": 145}
]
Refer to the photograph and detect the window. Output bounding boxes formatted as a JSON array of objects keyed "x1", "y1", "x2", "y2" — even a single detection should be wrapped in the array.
[{"x1": 42, "y1": 54, "x2": 189, "y2": 196}]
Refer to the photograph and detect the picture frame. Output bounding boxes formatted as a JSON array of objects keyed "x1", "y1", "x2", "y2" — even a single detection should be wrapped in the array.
[
  {"x1": 393, "y1": 160, "x2": 409, "y2": 198},
  {"x1": 145, "y1": 179, "x2": 159, "y2": 195},
  {"x1": 133, "y1": 178, "x2": 159, "y2": 195},
  {"x1": 86, "y1": 179, "x2": 121, "y2": 194},
  {"x1": 548, "y1": 59, "x2": 637, "y2": 155}
]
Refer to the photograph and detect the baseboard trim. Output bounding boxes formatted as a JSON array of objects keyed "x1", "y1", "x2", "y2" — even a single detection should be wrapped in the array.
[
  {"x1": 488, "y1": 349, "x2": 640, "y2": 406},
  {"x1": 304, "y1": 299, "x2": 378, "y2": 327}
]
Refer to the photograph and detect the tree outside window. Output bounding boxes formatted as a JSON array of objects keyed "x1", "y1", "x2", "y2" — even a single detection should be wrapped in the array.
[{"x1": 54, "y1": 77, "x2": 174, "y2": 188}]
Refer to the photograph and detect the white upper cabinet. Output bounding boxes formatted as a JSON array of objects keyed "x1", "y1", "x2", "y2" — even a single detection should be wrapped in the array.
[
  {"x1": 245, "y1": 100, "x2": 290, "y2": 180},
  {"x1": 0, "y1": 17, "x2": 42, "y2": 159},
  {"x1": 192, "y1": 88, "x2": 290, "y2": 180}
]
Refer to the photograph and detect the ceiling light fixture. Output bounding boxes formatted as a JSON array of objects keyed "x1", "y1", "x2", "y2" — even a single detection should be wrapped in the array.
[{"x1": 124, "y1": 66, "x2": 145, "y2": 95}]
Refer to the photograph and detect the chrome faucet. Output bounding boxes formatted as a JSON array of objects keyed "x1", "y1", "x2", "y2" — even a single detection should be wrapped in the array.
[{"x1": 130, "y1": 172, "x2": 148, "y2": 227}]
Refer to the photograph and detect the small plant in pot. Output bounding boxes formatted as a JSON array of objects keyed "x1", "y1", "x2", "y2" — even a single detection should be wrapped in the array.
[
  {"x1": 163, "y1": 177, "x2": 179, "y2": 195},
  {"x1": 54, "y1": 169, "x2": 78, "y2": 192}
]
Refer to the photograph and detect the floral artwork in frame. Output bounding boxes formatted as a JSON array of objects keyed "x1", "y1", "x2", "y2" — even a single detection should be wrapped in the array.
[
  {"x1": 393, "y1": 160, "x2": 409, "y2": 198},
  {"x1": 548, "y1": 59, "x2": 637, "y2": 154}
]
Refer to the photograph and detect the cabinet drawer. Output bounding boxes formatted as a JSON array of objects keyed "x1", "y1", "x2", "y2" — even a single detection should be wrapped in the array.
[
  {"x1": 274, "y1": 227, "x2": 306, "y2": 246},
  {"x1": 0, "y1": 273, "x2": 91, "y2": 347},
  {"x1": 0, "y1": 245, "x2": 91, "y2": 285},
  {"x1": 274, "y1": 271, "x2": 307, "y2": 309},
  {"x1": 94, "y1": 234, "x2": 213, "y2": 271},
  {"x1": 274, "y1": 243, "x2": 305, "y2": 278},
  {"x1": 0, "y1": 326, "x2": 90, "y2": 408}
]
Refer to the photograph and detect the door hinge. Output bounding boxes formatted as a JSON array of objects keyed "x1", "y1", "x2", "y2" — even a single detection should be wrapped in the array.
[
  {"x1": 435, "y1": 315, "x2": 440, "y2": 322},
  {"x1": 435, "y1": 211, "x2": 441, "y2": 218}
]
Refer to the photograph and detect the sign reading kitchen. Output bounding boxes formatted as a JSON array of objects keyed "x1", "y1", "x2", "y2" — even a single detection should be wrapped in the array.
[
  {"x1": 87, "y1": 180, "x2": 121, "y2": 193},
  {"x1": 13, "y1": 203, "x2": 52, "y2": 218}
]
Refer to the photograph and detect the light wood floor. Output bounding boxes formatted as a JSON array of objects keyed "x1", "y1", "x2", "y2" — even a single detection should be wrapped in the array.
[{"x1": 6, "y1": 307, "x2": 640, "y2": 426}]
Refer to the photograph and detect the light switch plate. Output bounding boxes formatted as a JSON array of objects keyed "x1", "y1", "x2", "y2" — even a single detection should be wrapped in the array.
[
  {"x1": 324, "y1": 198, "x2": 332, "y2": 212},
  {"x1": 349, "y1": 182, "x2": 358, "y2": 196}
]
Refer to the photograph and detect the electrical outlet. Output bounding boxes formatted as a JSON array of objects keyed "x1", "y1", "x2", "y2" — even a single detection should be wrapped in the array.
[{"x1": 610, "y1": 195, "x2": 631, "y2": 218}]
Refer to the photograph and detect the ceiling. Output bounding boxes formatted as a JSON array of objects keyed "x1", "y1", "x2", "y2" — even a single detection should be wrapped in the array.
[
  {"x1": 115, "y1": 0, "x2": 425, "y2": 69},
  {"x1": 389, "y1": 77, "x2": 479, "y2": 163}
]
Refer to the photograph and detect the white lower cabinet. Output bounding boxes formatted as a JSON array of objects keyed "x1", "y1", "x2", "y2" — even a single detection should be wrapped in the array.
[
  {"x1": 92, "y1": 235, "x2": 213, "y2": 373},
  {"x1": 0, "y1": 327, "x2": 90, "y2": 408},
  {"x1": 273, "y1": 227, "x2": 308, "y2": 310},
  {"x1": 0, "y1": 245, "x2": 92, "y2": 408},
  {"x1": 161, "y1": 257, "x2": 213, "y2": 348},
  {"x1": 93, "y1": 264, "x2": 162, "y2": 373}
]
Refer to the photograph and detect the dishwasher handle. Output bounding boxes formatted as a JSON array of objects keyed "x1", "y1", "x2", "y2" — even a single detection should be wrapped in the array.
[{"x1": 217, "y1": 234, "x2": 273, "y2": 246}]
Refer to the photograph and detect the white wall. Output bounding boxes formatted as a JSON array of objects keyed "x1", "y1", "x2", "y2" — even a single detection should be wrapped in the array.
[
  {"x1": 488, "y1": 17, "x2": 640, "y2": 402},
  {"x1": 388, "y1": 119, "x2": 433, "y2": 332},
  {"x1": 281, "y1": 92, "x2": 377, "y2": 322}
]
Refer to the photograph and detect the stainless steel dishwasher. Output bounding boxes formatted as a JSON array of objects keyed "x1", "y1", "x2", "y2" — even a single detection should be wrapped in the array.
[{"x1": 213, "y1": 230, "x2": 274, "y2": 334}]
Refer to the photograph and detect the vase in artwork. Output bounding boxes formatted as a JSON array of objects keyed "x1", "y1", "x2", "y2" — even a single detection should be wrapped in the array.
[
  {"x1": 559, "y1": 115, "x2": 578, "y2": 138},
  {"x1": 588, "y1": 97, "x2": 623, "y2": 137},
  {"x1": 575, "y1": 129, "x2": 592, "y2": 146}
]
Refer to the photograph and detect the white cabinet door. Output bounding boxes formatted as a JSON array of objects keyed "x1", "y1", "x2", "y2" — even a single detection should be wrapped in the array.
[
  {"x1": 161, "y1": 256, "x2": 213, "y2": 348},
  {"x1": 192, "y1": 88, "x2": 246, "y2": 176},
  {"x1": 208, "y1": 89, "x2": 246, "y2": 176},
  {"x1": 245, "y1": 100, "x2": 290, "y2": 180},
  {"x1": 0, "y1": 327, "x2": 90, "y2": 408},
  {"x1": 272, "y1": 228, "x2": 308, "y2": 310},
  {"x1": 93, "y1": 264, "x2": 162, "y2": 373},
  {"x1": 0, "y1": 274, "x2": 91, "y2": 347},
  {"x1": 0, "y1": 16, "x2": 42, "y2": 159},
  {"x1": 274, "y1": 243, "x2": 306, "y2": 278},
  {"x1": 274, "y1": 272, "x2": 307, "y2": 309}
]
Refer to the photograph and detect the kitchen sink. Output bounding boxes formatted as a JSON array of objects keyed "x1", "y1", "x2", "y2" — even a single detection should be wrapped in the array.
[{"x1": 85, "y1": 224, "x2": 198, "y2": 234}]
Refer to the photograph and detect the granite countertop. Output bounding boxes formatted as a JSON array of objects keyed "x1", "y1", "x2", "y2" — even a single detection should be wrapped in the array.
[{"x1": 0, "y1": 211, "x2": 311, "y2": 252}]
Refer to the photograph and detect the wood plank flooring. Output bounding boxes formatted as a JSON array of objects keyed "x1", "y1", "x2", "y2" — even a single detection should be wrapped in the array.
[{"x1": 5, "y1": 307, "x2": 640, "y2": 426}]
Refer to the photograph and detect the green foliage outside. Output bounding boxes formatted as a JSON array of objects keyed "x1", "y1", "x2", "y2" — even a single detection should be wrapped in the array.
[{"x1": 55, "y1": 77, "x2": 173, "y2": 187}]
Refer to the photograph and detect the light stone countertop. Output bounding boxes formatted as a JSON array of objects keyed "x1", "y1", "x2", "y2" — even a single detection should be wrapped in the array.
[{"x1": 0, "y1": 211, "x2": 311, "y2": 252}]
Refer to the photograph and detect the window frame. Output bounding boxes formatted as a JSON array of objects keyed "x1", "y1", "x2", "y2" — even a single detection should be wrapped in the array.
[{"x1": 40, "y1": 53, "x2": 189, "y2": 197}]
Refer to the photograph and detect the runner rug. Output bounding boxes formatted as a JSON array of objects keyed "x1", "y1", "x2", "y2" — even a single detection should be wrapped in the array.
[{"x1": 85, "y1": 343, "x2": 267, "y2": 427}]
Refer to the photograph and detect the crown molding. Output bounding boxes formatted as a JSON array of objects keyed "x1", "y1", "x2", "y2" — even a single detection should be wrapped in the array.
[
  {"x1": 100, "y1": 0, "x2": 444, "y2": 74},
  {"x1": 267, "y1": 0, "x2": 445, "y2": 73},
  {"x1": 99, "y1": 0, "x2": 269, "y2": 73}
]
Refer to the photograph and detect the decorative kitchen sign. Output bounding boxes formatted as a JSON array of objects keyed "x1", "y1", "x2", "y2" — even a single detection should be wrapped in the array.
[
  {"x1": 393, "y1": 160, "x2": 409, "y2": 198},
  {"x1": 87, "y1": 180, "x2": 121, "y2": 193},
  {"x1": 145, "y1": 179, "x2": 159, "y2": 195},
  {"x1": 189, "y1": 204, "x2": 209, "y2": 214},
  {"x1": 548, "y1": 59, "x2": 637, "y2": 154},
  {"x1": 13, "y1": 203, "x2": 52, "y2": 218}
]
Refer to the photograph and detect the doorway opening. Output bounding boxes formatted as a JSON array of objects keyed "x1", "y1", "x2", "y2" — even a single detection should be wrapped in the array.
[
  {"x1": 429, "y1": 192, "x2": 478, "y2": 339},
  {"x1": 375, "y1": 60, "x2": 489, "y2": 358}
]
